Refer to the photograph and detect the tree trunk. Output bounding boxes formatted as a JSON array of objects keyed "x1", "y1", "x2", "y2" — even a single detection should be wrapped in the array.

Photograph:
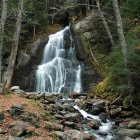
[
  {"x1": 4, "y1": 0, "x2": 24, "y2": 91},
  {"x1": 112, "y1": 0, "x2": 127, "y2": 66},
  {"x1": 0, "y1": 0, "x2": 8, "y2": 83},
  {"x1": 95, "y1": 0, "x2": 115, "y2": 47}
]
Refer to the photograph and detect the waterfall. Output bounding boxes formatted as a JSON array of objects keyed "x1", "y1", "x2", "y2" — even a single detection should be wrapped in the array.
[{"x1": 36, "y1": 26, "x2": 82, "y2": 93}]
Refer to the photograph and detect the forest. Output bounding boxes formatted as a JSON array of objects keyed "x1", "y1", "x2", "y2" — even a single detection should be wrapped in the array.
[{"x1": 0, "y1": 0, "x2": 140, "y2": 140}]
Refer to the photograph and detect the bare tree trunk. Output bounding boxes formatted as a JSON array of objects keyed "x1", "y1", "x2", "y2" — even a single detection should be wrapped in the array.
[
  {"x1": 95, "y1": 0, "x2": 115, "y2": 47},
  {"x1": 112, "y1": 0, "x2": 127, "y2": 66},
  {"x1": 4, "y1": 0, "x2": 24, "y2": 91},
  {"x1": 0, "y1": 0, "x2": 8, "y2": 83}
]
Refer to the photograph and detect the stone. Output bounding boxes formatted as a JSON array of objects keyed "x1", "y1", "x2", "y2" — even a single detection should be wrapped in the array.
[
  {"x1": 10, "y1": 86, "x2": 20, "y2": 91},
  {"x1": 11, "y1": 121, "x2": 26, "y2": 136},
  {"x1": 0, "y1": 112, "x2": 4, "y2": 123},
  {"x1": 4, "y1": 136, "x2": 23, "y2": 140},
  {"x1": 136, "y1": 137, "x2": 140, "y2": 140},
  {"x1": 99, "y1": 112, "x2": 107, "y2": 123},
  {"x1": 50, "y1": 131, "x2": 63, "y2": 139},
  {"x1": 110, "y1": 107, "x2": 122, "y2": 118},
  {"x1": 8, "y1": 104, "x2": 24, "y2": 117},
  {"x1": 122, "y1": 136, "x2": 134, "y2": 140},
  {"x1": 63, "y1": 129, "x2": 95, "y2": 140},
  {"x1": 128, "y1": 120, "x2": 140, "y2": 129},
  {"x1": 98, "y1": 131, "x2": 108, "y2": 136},
  {"x1": 64, "y1": 113, "x2": 81, "y2": 122},
  {"x1": 45, "y1": 122, "x2": 63, "y2": 131},
  {"x1": 117, "y1": 128, "x2": 140, "y2": 139},
  {"x1": 17, "y1": 52, "x2": 30, "y2": 67},
  {"x1": 14, "y1": 89, "x2": 25, "y2": 94},
  {"x1": 87, "y1": 119, "x2": 101, "y2": 130},
  {"x1": 64, "y1": 121, "x2": 76, "y2": 128},
  {"x1": 0, "y1": 83, "x2": 4, "y2": 94}
]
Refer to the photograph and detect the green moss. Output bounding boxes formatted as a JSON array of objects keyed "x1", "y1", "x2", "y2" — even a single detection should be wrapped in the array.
[{"x1": 94, "y1": 78, "x2": 110, "y2": 94}]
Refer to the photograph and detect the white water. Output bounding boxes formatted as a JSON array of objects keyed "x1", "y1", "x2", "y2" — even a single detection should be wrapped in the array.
[
  {"x1": 36, "y1": 26, "x2": 82, "y2": 93},
  {"x1": 73, "y1": 105, "x2": 113, "y2": 140}
]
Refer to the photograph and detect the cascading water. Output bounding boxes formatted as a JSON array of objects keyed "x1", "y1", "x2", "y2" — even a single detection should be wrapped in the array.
[{"x1": 36, "y1": 26, "x2": 82, "y2": 93}]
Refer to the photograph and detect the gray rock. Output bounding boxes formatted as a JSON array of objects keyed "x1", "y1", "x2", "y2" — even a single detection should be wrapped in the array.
[
  {"x1": 110, "y1": 107, "x2": 122, "y2": 118},
  {"x1": 136, "y1": 137, "x2": 140, "y2": 140},
  {"x1": 63, "y1": 129, "x2": 95, "y2": 140},
  {"x1": 64, "y1": 121, "x2": 76, "y2": 128},
  {"x1": 128, "y1": 120, "x2": 140, "y2": 129},
  {"x1": 99, "y1": 112, "x2": 107, "y2": 123},
  {"x1": 11, "y1": 121, "x2": 26, "y2": 136},
  {"x1": 87, "y1": 119, "x2": 101, "y2": 130},
  {"x1": 10, "y1": 86, "x2": 20, "y2": 91},
  {"x1": 64, "y1": 113, "x2": 81, "y2": 122},
  {"x1": 8, "y1": 104, "x2": 24, "y2": 117},
  {"x1": 98, "y1": 131, "x2": 108, "y2": 136},
  {"x1": 118, "y1": 128, "x2": 140, "y2": 139},
  {"x1": 45, "y1": 122, "x2": 63, "y2": 131},
  {"x1": 122, "y1": 136, "x2": 134, "y2": 140},
  {"x1": 17, "y1": 52, "x2": 30, "y2": 67},
  {"x1": 50, "y1": 131, "x2": 64, "y2": 139},
  {"x1": 4, "y1": 136, "x2": 23, "y2": 140},
  {"x1": 0, "y1": 83, "x2": 3, "y2": 94}
]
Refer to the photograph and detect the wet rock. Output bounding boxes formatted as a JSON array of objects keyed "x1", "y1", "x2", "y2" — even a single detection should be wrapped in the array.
[
  {"x1": 45, "y1": 122, "x2": 63, "y2": 131},
  {"x1": 63, "y1": 129, "x2": 95, "y2": 140},
  {"x1": 87, "y1": 119, "x2": 101, "y2": 130},
  {"x1": 98, "y1": 131, "x2": 108, "y2": 136},
  {"x1": 118, "y1": 128, "x2": 140, "y2": 139},
  {"x1": 11, "y1": 121, "x2": 27, "y2": 136},
  {"x1": 4, "y1": 136, "x2": 23, "y2": 140},
  {"x1": 99, "y1": 113, "x2": 107, "y2": 123},
  {"x1": 10, "y1": 86, "x2": 20, "y2": 91},
  {"x1": 110, "y1": 107, "x2": 122, "y2": 118},
  {"x1": 122, "y1": 136, "x2": 134, "y2": 140},
  {"x1": 8, "y1": 104, "x2": 24, "y2": 117},
  {"x1": 75, "y1": 99, "x2": 87, "y2": 109}
]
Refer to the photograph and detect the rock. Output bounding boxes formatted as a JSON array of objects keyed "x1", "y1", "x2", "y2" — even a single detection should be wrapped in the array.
[
  {"x1": 64, "y1": 121, "x2": 76, "y2": 128},
  {"x1": 83, "y1": 32, "x2": 92, "y2": 39},
  {"x1": 45, "y1": 122, "x2": 63, "y2": 131},
  {"x1": 64, "y1": 113, "x2": 81, "y2": 122},
  {"x1": 128, "y1": 120, "x2": 140, "y2": 129},
  {"x1": 54, "y1": 114, "x2": 64, "y2": 119},
  {"x1": 4, "y1": 136, "x2": 23, "y2": 140},
  {"x1": 8, "y1": 104, "x2": 24, "y2": 117},
  {"x1": 17, "y1": 52, "x2": 30, "y2": 67},
  {"x1": 119, "y1": 111, "x2": 134, "y2": 118},
  {"x1": 14, "y1": 89, "x2": 25, "y2": 94},
  {"x1": 93, "y1": 99, "x2": 106, "y2": 107},
  {"x1": 0, "y1": 83, "x2": 4, "y2": 94},
  {"x1": 63, "y1": 129, "x2": 95, "y2": 140},
  {"x1": 99, "y1": 113, "x2": 107, "y2": 123},
  {"x1": 10, "y1": 86, "x2": 20, "y2": 91},
  {"x1": 122, "y1": 136, "x2": 134, "y2": 140},
  {"x1": 0, "y1": 112, "x2": 4, "y2": 123},
  {"x1": 11, "y1": 121, "x2": 26, "y2": 136},
  {"x1": 136, "y1": 137, "x2": 140, "y2": 140},
  {"x1": 118, "y1": 128, "x2": 140, "y2": 139},
  {"x1": 98, "y1": 131, "x2": 108, "y2": 136},
  {"x1": 87, "y1": 119, "x2": 101, "y2": 130},
  {"x1": 75, "y1": 99, "x2": 87, "y2": 109},
  {"x1": 0, "y1": 125, "x2": 9, "y2": 134},
  {"x1": 50, "y1": 131, "x2": 63, "y2": 139},
  {"x1": 110, "y1": 107, "x2": 122, "y2": 118}
]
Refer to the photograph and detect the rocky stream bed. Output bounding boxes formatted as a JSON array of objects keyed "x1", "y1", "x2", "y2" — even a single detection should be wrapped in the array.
[{"x1": 0, "y1": 87, "x2": 140, "y2": 140}]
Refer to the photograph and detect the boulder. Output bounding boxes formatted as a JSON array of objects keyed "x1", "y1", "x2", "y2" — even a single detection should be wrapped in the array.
[
  {"x1": 8, "y1": 104, "x2": 24, "y2": 117},
  {"x1": 87, "y1": 119, "x2": 101, "y2": 130},
  {"x1": 99, "y1": 112, "x2": 107, "y2": 123},
  {"x1": 0, "y1": 83, "x2": 3, "y2": 94},
  {"x1": 110, "y1": 107, "x2": 122, "y2": 118},
  {"x1": 17, "y1": 52, "x2": 30, "y2": 67},
  {"x1": 117, "y1": 128, "x2": 140, "y2": 139},
  {"x1": 11, "y1": 121, "x2": 27, "y2": 137},
  {"x1": 128, "y1": 120, "x2": 140, "y2": 129},
  {"x1": 50, "y1": 131, "x2": 64, "y2": 139},
  {"x1": 45, "y1": 122, "x2": 63, "y2": 131},
  {"x1": 64, "y1": 121, "x2": 76, "y2": 128},
  {"x1": 63, "y1": 129, "x2": 95, "y2": 140},
  {"x1": 64, "y1": 113, "x2": 81, "y2": 122}
]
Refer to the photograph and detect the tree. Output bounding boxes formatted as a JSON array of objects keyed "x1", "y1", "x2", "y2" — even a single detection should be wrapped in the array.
[
  {"x1": 95, "y1": 0, "x2": 115, "y2": 47},
  {"x1": 0, "y1": 0, "x2": 8, "y2": 83},
  {"x1": 4, "y1": 0, "x2": 24, "y2": 91},
  {"x1": 112, "y1": 0, "x2": 128, "y2": 66}
]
